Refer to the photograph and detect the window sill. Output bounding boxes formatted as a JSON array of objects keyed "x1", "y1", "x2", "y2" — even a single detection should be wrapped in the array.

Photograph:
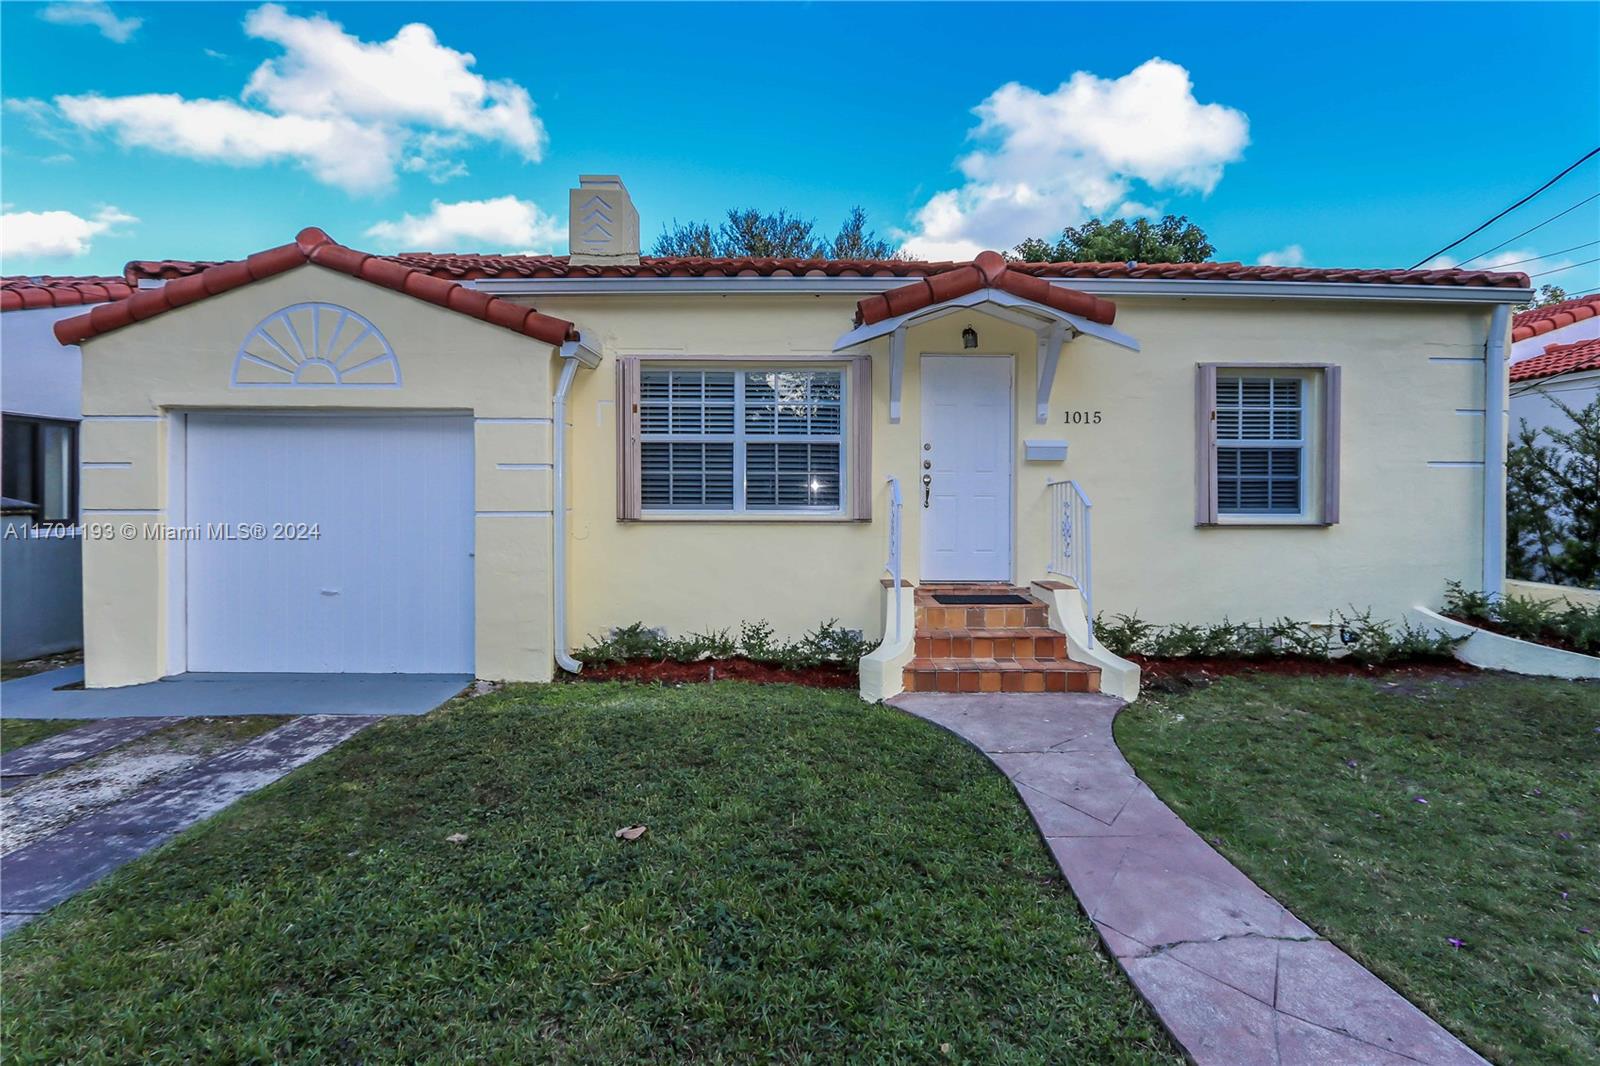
[
  {"x1": 629, "y1": 512, "x2": 865, "y2": 524},
  {"x1": 1199, "y1": 516, "x2": 1332, "y2": 529}
]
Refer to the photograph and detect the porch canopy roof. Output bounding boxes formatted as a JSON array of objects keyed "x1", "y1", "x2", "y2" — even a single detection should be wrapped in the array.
[{"x1": 832, "y1": 250, "x2": 1141, "y2": 423}]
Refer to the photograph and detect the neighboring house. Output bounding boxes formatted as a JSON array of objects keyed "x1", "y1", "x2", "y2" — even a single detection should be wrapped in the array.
[
  {"x1": 56, "y1": 176, "x2": 1531, "y2": 698},
  {"x1": 1509, "y1": 295, "x2": 1600, "y2": 442},
  {"x1": 0, "y1": 276, "x2": 129, "y2": 659}
]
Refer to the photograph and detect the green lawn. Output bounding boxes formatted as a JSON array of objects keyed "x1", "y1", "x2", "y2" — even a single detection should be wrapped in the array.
[
  {"x1": 1116, "y1": 672, "x2": 1600, "y2": 1066},
  {"x1": 1, "y1": 718, "x2": 86, "y2": 754},
  {"x1": 2, "y1": 682, "x2": 1176, "y2": 1064}
]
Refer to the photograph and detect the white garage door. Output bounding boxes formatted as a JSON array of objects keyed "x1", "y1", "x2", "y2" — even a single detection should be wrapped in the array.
[{"x1": 184, "y1": 413, "x2": 474, "y2": 673}]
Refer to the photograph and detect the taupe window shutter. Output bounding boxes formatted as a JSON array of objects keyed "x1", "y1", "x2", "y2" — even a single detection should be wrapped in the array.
[
  {"x1": 1321, "y1": 365, "x2": 1341, "y2": 525},
  {"x1": 616, "y1": 356, "x2": 641, "y2": 521},
  {"x1": 850, "y1": 355, "x2": 873, "y2": 521},
  {"x1": 1195, "y1": 363, "x2": 1218, "y2": 525}
]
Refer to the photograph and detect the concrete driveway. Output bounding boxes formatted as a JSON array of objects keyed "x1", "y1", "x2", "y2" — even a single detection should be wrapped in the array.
[{"x1": 1, "y1": 666, "x2": 472, "y2": 719}]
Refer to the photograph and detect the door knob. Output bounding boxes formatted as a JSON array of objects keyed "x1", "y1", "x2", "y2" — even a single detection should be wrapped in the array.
[{"x1": 921, "y1": 473, "x2": 932, "y2": 508}]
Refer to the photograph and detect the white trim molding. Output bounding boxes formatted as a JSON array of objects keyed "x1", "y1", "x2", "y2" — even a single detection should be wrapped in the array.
[{"x1": 473, "y1": 275, "x2": 1533, "y2": 305}]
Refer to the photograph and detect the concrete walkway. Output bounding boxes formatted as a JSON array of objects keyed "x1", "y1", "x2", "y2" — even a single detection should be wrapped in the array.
[
  {"x1": 894, "y1": 693, "x2": 1488, "y2": 1066},
  {"x1": 1, "y1": 665, "x2": 469, "y2": 719},
  {"x1": 1, "y1": 716, "x2": 181, "y2": 787},
  {"x1": 1, "y1": 714, "x2": 378, "y2": 934}
]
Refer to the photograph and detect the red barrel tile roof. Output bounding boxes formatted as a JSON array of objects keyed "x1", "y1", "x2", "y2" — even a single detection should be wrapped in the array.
[
  {"x1": 1511, "y1": 294, "x2": 1600, "y2": 341},
  {"x1": 1510, "y1": 337, "x2": 1600, "y2": 383},
  {"x1": 59, "y1": 229, "x2": 579, "y2": 348},
  {"x1": 855, "y1": 249, "x2": 1117, "y2": 327},
  {"x1": 124, "y1": 252, "x2": 1532, "y2": 289},
  {"x1": 2, "y1": 275, "x2": 134, "y2": 312}
]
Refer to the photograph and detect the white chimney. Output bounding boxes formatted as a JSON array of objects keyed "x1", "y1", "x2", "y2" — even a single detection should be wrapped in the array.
[{"x1": 568, "y1": 175, "x2": 640, "y2": 266}]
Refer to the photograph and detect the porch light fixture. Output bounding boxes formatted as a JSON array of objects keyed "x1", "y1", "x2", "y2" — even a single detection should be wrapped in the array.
[{"x1": 962, "y1": 324, "x2": 978, "y2": 349}]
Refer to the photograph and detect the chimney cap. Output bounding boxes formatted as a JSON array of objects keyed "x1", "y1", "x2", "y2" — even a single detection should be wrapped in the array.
[{"x1": 579, "y1": 174, "x2": 626, "y2": 188}]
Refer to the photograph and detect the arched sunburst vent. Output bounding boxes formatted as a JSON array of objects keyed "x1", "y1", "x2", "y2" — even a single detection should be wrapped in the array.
[{"x1": 231, "y1": 303, "x2": 401, "y2": 388}]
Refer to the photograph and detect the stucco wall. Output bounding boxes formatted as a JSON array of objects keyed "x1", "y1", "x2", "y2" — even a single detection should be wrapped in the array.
[
  {"x1": 76, "y1": 265, "x2": 558, "y2": 687},
  {"x1": 532, "y1": 292, "x2": 1495, "y2": 645},
  {"x1": 2, "y1": 306, "x2": 84, "y2": 421}
]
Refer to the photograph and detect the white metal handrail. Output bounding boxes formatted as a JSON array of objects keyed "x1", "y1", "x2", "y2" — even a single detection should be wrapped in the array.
[
  {"x1": 885, "y1": 476, "x2": 903, "y2": 642},
  {"x1": 1046, "y1": 479, "x2": 1094, "y2": 649}
]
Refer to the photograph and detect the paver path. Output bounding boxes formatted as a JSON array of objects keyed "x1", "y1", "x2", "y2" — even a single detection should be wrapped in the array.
[
  {"x1": 1, "y1": 717, "x2": 180, "y2": 786},
  {"x1": 1, "y1": 714, "x2": 378, "y2": 935},
  {"x1": 894, "y1": 692, "x2": 1488, "y2": 1066}
]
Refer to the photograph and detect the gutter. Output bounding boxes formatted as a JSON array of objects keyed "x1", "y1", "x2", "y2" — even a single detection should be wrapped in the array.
[
  {"x1": 1483, "y1": 303, "x2": 1511, "y2": 597},
  {"x1": 552, "y1": 335, "x2": 602, "y2": 675},
  {"x1": 472, "y1": 275, "x2": 1534, "y2": 306}
]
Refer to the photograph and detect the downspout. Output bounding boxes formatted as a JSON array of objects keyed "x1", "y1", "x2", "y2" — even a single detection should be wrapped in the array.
[
  {"x1": 553, "y1": 353, "x2": 584, "y2": 674},
  {"x1": 1482, "y1": 302, "x2": 1510, "y2": 597}
]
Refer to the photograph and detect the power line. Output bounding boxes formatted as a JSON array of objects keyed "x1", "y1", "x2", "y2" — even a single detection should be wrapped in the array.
[
  {"x1": 1410, "y1": 147, "x2": 1600, "y2": 269},
  {"x1": 1458, "y1": 192, "x2": 1600, "y2": 266},
  {"x1": 1528, "y1": 256, "x2": 1600, "y2": 279},
  {"x1": 1481, "y1": 240, "x2": 1600, "y2": 269}
]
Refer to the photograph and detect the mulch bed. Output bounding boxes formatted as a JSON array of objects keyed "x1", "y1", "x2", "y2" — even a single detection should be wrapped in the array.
[
  {"x1": 571, "y1": 657, "x2": 858, "y2": 689},
  {"x1": 1130, "y1": 653, "x2": 1477, "y2": 693}
]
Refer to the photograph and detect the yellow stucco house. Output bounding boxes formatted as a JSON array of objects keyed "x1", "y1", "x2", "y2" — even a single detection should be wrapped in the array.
[{"x1": 58, "y1": 176, "x2": 1531, "y2": 701}]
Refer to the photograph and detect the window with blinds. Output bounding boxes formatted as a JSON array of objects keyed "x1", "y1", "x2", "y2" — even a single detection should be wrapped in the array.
[
  {"x1": 1214, "y1": 376, "x2": 1303, "y2": 514},
  {"x1": 638, "y1": 367, "x2": 845, "y2": 513}
]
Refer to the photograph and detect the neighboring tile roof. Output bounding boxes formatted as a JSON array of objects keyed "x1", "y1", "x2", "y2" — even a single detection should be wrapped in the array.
[
  {"x1": 1, "y1": 275, "x2": 134, "y2": 312},
  {"x1": 125, "y1": 253, "x2": 1533, "y2": 289},
  {"x1": 59, "y1": 229, "x2": 579, "y2": 348},
  {"x1": 1510, "y1": 337, "x2": 1600, "y2": 383},
  {"x1": 1511, "y1": 294, "x2": 1600, "y2": 341},
  {"x1": 854, "y1": 249, "x2": 1117, "y2": 327}
]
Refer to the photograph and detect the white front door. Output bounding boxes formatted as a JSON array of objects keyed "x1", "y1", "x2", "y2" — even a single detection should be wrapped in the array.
[
  {"x1": 183, "y1": 412, "x2": 475, "y2": 673},
  {"x1": 920, "y1": 355, "x2": 1013, "y2": 581}
]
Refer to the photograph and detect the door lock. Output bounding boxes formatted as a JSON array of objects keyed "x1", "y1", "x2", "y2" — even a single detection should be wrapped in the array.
[{"x1": 921, "y1": 473, "x2": 932, "y2": 508}]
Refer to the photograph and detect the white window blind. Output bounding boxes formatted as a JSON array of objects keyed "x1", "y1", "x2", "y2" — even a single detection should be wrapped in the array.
[
  {"x1": 1215, "y1": 376, "x2": 1303, "y2": 514},
  {"x1": 637, "y1": 367, "x2": 845, "y2": 513}
]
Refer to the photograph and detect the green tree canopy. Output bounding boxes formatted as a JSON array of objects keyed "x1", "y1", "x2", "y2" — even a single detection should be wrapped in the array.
[
  {"x1": 1514, "y1": 283, "x2": 1569, "y2": 313},
  {"x1": 1013, "y1": 215, "x2": 1215, "y2": 264},
  {"x1": 651, "y1": 206, "x2": 899, "y2": 259}
]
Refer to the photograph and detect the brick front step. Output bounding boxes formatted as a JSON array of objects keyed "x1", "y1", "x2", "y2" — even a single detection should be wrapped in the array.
[
  {"x1": 903, "y1": 657, "x2": 1100, "y2": 694},
  {"x1": 914, "y1": 604, "x2": 1051, "y2": 631},
  {"x1": 915, "y1": 628, "x2": 1067, "y2": 662}
]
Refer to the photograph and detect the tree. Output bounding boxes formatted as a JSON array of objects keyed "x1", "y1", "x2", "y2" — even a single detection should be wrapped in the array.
[
  {"x1": 1014, "y1": 215, "x2": 1214, "y2": 264},
  {"x1": 651, "y1": 206, "x2": 900, "y2": 259},
  {"x1": 1514, "y1": 283, "x2": 1569, "y2": 313},
  {"x1": 1506, "y1": 396, "x2": 1600, "y2": 587}
]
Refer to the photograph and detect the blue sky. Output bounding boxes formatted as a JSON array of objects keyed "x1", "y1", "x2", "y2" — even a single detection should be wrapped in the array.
[{"x1": 2, "y1": 1, "x2": 1597, "y2": 294}]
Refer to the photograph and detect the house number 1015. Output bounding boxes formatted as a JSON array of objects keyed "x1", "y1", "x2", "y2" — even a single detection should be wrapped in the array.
[{"x1": 1064, "y1": 410, "x2": 1103, "y2": 424}]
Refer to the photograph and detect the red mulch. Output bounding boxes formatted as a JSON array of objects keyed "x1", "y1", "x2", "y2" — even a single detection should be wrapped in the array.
[
  {"x1": 1130, "y1": 653, "x2": 1477, "y2": 691},
  {"x1": 571, "y1": 657, "x2": 858, "y2": 689}
]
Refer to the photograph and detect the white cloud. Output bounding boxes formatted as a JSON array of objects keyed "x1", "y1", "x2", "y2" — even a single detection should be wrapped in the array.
[
  {"x1": 48, "y1": 3, "x2": 545, "y2": 195},
  {"x1": 38, "y1": 1, "x2": 141, "y2": 43},
  {"x1": 1256, "y1": 244, "x2": 1306, "y2": 266},
  {"x1": 41, "y1": 153, "x2": 76, "y2": 165},
  {"x1": 1425, "y1": 248, "x2": 1568, "y2": 273},
  {"x1": 57, "y1": 93, "x2": 397, "y2": 193},
  {"x1": 0, "y1": 205, "x2": 136, "y2": 262},
  {"x1": 902, "y1": 59, "x2": 1249, "y2": 260},
  {"x1": 364, "y1": 196, "x2": 562, "y2": 252}
]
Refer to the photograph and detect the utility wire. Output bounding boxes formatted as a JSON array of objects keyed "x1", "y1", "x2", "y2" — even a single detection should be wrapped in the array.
[
  {"x1": 1409, "y1": 147, "x2": 1600, "y2": 269},
  {"x1": 1458, "y1": 192, "x2": 1600, "y2": 266},
  {"x1": 1480, "y1": 240, "x2": 1600, "y2": 270},
  {"x1": 1528, "y1": 256, "x2": 1600, "y2": 279}
]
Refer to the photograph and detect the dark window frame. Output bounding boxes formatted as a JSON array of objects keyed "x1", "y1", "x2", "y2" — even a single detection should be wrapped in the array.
[{"x1": 2, "y1": 414, "x2": 79, "y2": 526}]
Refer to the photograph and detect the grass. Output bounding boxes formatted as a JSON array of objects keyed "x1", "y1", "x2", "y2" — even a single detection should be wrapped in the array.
[
  {"x1": 2, "y1": 681, "x2": 1176, "y2": 1064},
  {"x1": 1, "y1": 719, "x2": 87, "y2": 754},
  {"x1": 1, "y1": 649, "x2": 83, "y2": 681},
  {"x1": 1115, "y1": 672, "x2": 1600, "y2": 1065}
]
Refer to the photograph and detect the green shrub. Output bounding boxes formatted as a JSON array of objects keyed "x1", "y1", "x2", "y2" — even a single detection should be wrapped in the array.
[
  {"x1": 1442, "y1": 580, "x2": 1600, "y2": 654},
  {"x1": 1094, "y1": 609, "x2": 1458, "y2": 665},
  {"x1": 576, "y1": 618, "x2": 873, "y2": 669}
]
